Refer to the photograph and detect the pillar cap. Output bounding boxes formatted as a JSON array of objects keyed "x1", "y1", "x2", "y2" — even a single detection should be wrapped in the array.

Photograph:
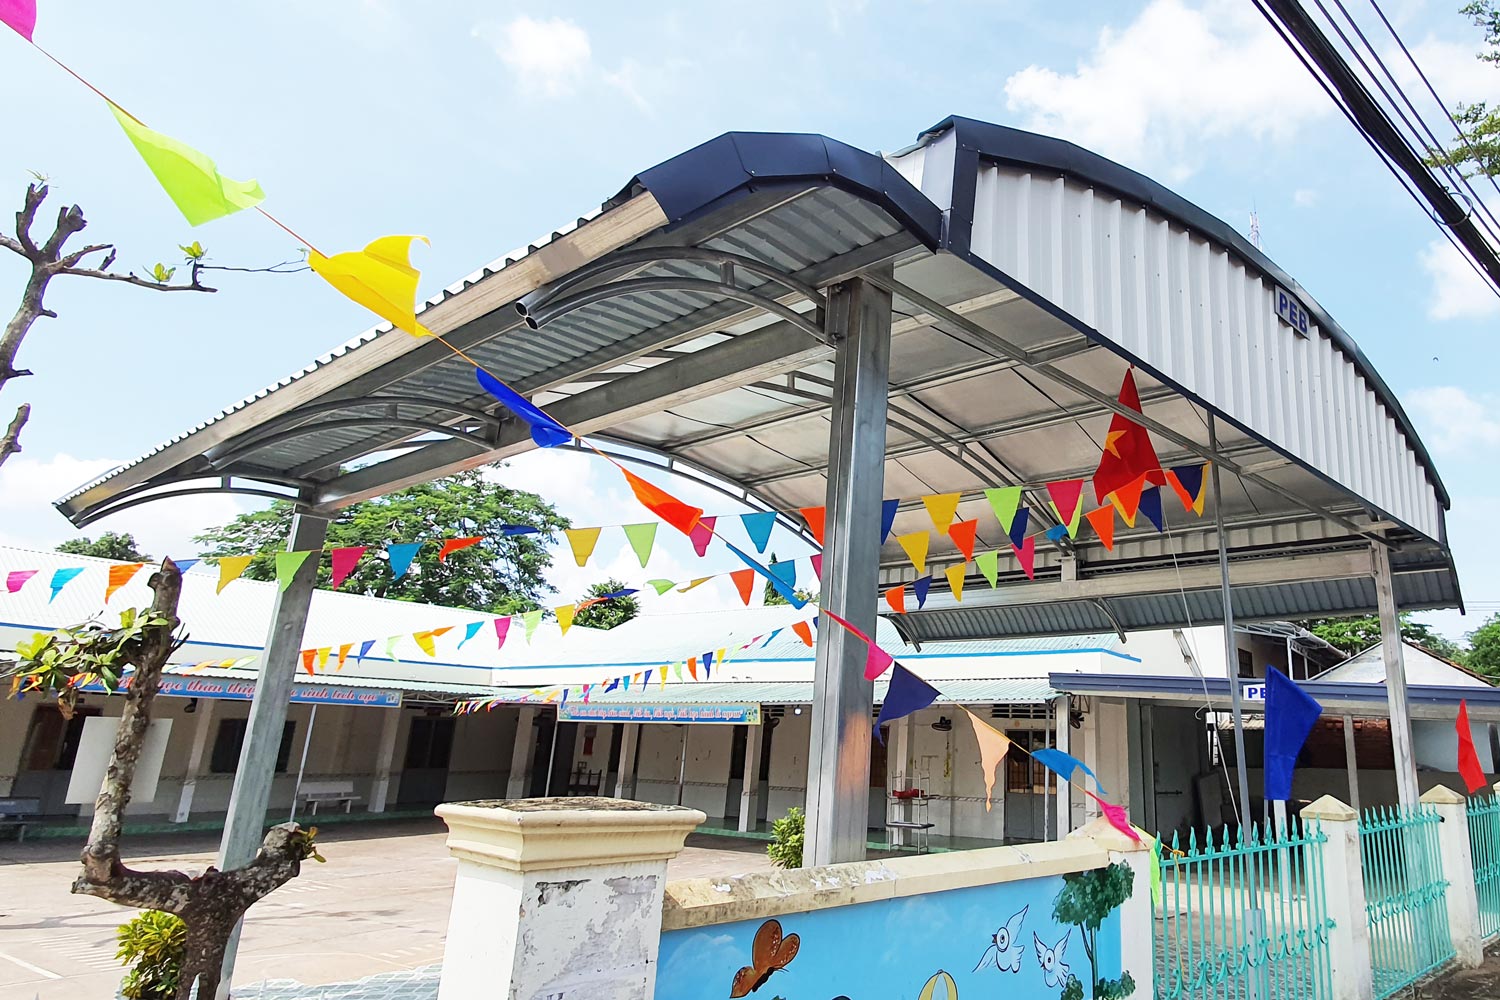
[
  {"x1": 435, "y1": 797, "x2": 706, "y2": 873},
  {"x1": 1067, "y1": 816, "x2": 1148, "y2": 853},
  {"x1": 1420, "y1": 784, "x2": 1466, "y2": 805},
  {"x1": 1300, "y1": 794, "x2": 1356, "y2": 822}
]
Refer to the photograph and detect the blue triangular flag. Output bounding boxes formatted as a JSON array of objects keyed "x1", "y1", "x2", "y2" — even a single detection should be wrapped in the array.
[
  {"x1": 606, "y1": 678, "x2": 620, "y2": 692},
  {"x1": 173, "y1": 559, "x2": 200, "y2": 575},
  {"x1": 560, "y1": 687, "x2": 569, "y2": 705},
  {"x1": 768, "y1": 559, "x2": 797, "y2": 593},
  {"x1": 1045, "y1": 525, "x2": 1069, "y2": 543},
  {"x1": 1265, "y1": 668, "x2": 1323, "y2": 801},
  {"x1": 356, "y1": 639, "x2": 375, "y2": 665},
  {"x1": 740, "y1": 511, "x2": 776, "y2": 554},
  {"x1": 1008, "y1": 507, "x2": 1030, "y2": 548},
  {"x1": 875, "y1": 664, "x2": 940, "y2": 744},
  {"x1": 702, "y1": 651, "x2": 714, "y2": 679},
  {"x1": 729, "y1": 543, "x2": 806, "y2": 608},
  {"x1": 761, "y1": 629, "x2": 782, "y2": 647},
  {"x1": 602, "y1": 588, "x2": 639, "y2": 599},
  {"x1": 913, "y1": 575, "x2": 932, "y2": 608},
  {"x1": 500, "y1": 524, "x2": 541, "y2": 536},
  {"x1": 881, "y1": 499, "x2": 900, "y2": 543},
  {"x1": 643, "y1": 669, "x2": 653, "y2": 685},
  {"x1": 1032, "y1": 747, "x2": 1107, "y2": 795},
  {"x1": 48, "y1": 567, "x2": 85, "y2": 602},
  {"x1": 458, "y1": 621, "x2": 484, "y2": 650},
  {"x1": 1139, "y1": 486, "x2": 1165, "y2": 532},
  {"x1": 475, "y1": 368, "x2": 573, "y2": 448},
  {"x1": 386, "y1": 542, "x2": 423, "y2": 580}
]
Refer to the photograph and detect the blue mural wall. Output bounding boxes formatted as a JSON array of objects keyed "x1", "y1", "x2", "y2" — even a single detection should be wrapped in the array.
[{"x1": 656, "y1": 864, "x2": 1134, "y2": 1000}]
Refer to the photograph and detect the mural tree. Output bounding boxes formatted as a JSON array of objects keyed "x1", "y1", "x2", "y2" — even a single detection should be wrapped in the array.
[{"x1": 1053, "y1": 863, "x2": 1136, "y2": 1000}]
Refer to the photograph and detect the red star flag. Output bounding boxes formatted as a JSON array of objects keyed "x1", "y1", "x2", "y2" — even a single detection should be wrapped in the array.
[{"x1": 1093, "y1": 369, "x2": 1166, "y2": 504}]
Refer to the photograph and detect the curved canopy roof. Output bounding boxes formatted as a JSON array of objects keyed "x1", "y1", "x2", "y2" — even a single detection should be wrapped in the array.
[{"x1": 56, "y1": 116, "x2": 1460, "y2": 641}]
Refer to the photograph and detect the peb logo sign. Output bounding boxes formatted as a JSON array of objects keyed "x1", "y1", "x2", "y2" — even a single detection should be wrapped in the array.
[{"x1": 1274, "y1": 286, "x2": 1311, "y2": 339}]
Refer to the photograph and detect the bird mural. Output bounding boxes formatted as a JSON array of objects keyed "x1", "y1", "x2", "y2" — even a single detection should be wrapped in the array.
[
  {"x1": 1033, "y1": 930, "x2": 1072, "y2": 989},
  {"x1": 972, "y1": 905, "x2": 1028, "y2": 973}
]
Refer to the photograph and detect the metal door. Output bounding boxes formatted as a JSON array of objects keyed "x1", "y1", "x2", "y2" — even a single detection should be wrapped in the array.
[{"x1": 397, "y1": 715, "x2": 455, "y2": 806}]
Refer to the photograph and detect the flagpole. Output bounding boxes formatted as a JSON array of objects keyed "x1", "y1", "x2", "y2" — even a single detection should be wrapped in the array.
[{"x1": 1211, "y1": 414, "x2": 1253, "y2": 828}]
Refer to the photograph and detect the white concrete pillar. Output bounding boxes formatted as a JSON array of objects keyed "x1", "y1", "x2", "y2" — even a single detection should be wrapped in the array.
[
  {"x1": 506, "y1": 706, "x2": 537, "y2": 800},
  {"x1": 1421, "y1": 784, "x2": 1482, "y2": 968},
  {"x1": 738, "y1": 723, "x2": 762, "y2": 833},
  {"x1": 1054, "y1": 695, "x2": 1073, "y2": 836},
  {"x1": 435, "y1": 799, "x2": 704, "y2": 1000},
  {"x1": 173, "y1": 699, "x2": 217, "y2": 823},
  {"x1": 1069, "y1": 817, "x2": 1155, "y2": 999},
  {"x1": 614, "y1": 723, "x2": 639, "y2": 800},
  {"x1": 1301, "y1": 795, "x2": 1373, "y2": 1000},
  {"x1": 368, "y1": 708, "x2": 402, "y2": 813}
]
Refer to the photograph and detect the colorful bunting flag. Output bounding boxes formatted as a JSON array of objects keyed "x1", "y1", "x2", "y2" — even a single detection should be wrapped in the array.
[
  {"x1": 216, "y1": 555, "x2": 252, "y2": 594},
  {"x1": 647, "y1": 579, "x2": 676, "y2": 596},
  {"x1": 864, "y1": 641, "x2": 895, "y2": 681},
  {"x1": 1166, "y1": 463, "x2": 1208, "y2": 515},
  {"x1": 1093, "y1": 369, "x2": 1166, "y2": 504},
  {"x1": 1109, "y1": 475, "x2": 1146, "y2": 526},
  {"x1": 800, "y1": 506, "x2": 827, "y2": 545},
  {"x1": 728, "y1": 544, "x2": 805, "y2": 608},
  {"x1": 739, "y1": 511, "x2": 776, "y2": 553},
  {"x1": 6, "y1": 569, "x2": 36, "y2": 593},
  {"x1": 965, "y1": 709, "x2": 1013, "y2": 811},
  {"x1": 983, "y1": 486, "x2": 1023, "y2": 537},
  {"x1": 275, "y1": 551, "x2": 312, "y2": 592},
  {"x1": 387, "y1": 542, "x2": 422, "y2": 580},
  {"x1": 884, "y1": 584, "x2": 907, "y2": 615},
  {"x1": 896, "y1": 531, "x2": 929, "y2": 576},
  {"x1": 768, "y1": 558, "x2": 797, "y2": 595},
  {"x1": 792, "y1": 621, "x2": 814, "y2": 647},
  {"x1": 106, "y1": 563, "x2": 145, "y2": 602},
  {"x1": 622, "y1": 469, "x2": 702, "y2": 536},
  {"x1": 914, "y1": 575, "x2": 932, "y2": 608},
  {"x1": 687, "y1": 656, "x2": 698, "y2": 680},
  {"x1": 564, "y1": 527, "x2": 601, "y2": 567},
  {"x1": 622, "y1": 522, "x2": 658, "y2": 567},
  {"x1": 330, "y1": 546, "x2": 366, "y2": 589},
  {"x1": 1, "y1": 0, "x2": 36, "y2": 40},
  {"x1": 458, "y1": 621, "x2": 484, "y2": 650},
  {"x1": 875, "y1": 664, "x2": 939, "y2": 744},
  {"x1": 412, "y1": 630, "x2": 438, "y2": 657},
  {"x1": 881, "y1": 498, "x2": 900, "y2": 543},
  {"x1": 555, "y1": 604, "x2": 576, "y2": 636},
  {"x1": 678, "y1": 577, "x2": 711, "y2": 593},
  {"x1": 493, "y1": 616, "x2": 511, "y2": 650},
  {"x1": 1032, "y1": 747, "x2": 1107, "y2": 794},
  {"x1": 1085, "y1": 506, "x2": 1116, "y2": 551},
  {"x1": 1085, "y1": 790, "x2": 1143, "y2": 844},
  {"x1": 336, "y1": 643, "x2": 352, "y2": 671},
  {"x1": 1458, "y1": 700, "x2": 1488, "y2": 794},
  {"x1": 315, "y1": 647, "x2": 331, "y2": 672},
  {"x1": 922, "y1": 492, "x2": 961, "y2": 531},
  {"x1": 1139, "y1": 487, "x2": 1165, "y2": 533},
  {"x1": 357, "y1": 639, "x2": 375, "y2": 665},
  {"x1": 500, "y1": 524, "x2": 541, "y2": 536},
  {"x1": 689, "y1": 516, "x2": 717, "y2": 557},
  {"x1": 439, "y1": 536, "x2": 482, "y2": 562},
  {"x1": 945, "y1": 563, "x2": 967, "y2": 603},
  {"x1": 108, "y1": 104, "x2": 265, "y2": 227},
  {"x1": 1044, "y1": 525, "x2": 1069, "y2": 543},
  {"x1": 1007, "y1": 507, "x2": 1030, "y2": 549},
  {"x1": 947, "y1": 519, "x2": 978, "y2": 561},
  {"x1": 48, "y1": 567, "x2": 84, "y2": 602},
  {"x1": 301, "y1": 649, "x2": 317, "y2": 676},
  {"x1": 1265, "y1": 668, "x2": 1323, "y2": 801},
  {"x1": 1046, "y1": 479, "x2": 1085, "y2": 537},
  {"x1": 472, "y1": 366, "x2": 573, "y2": 446},
  {"x1": 976, "y1": 550, "x2": 999, "y2": 588},
  {"x1": 173, "y1": 559, "x2": 200, "y2": 575},
  {"x1": 522, "y1": 609, "x2": 543, "y2": 643},
  {"x1": 1013, "y1": 536, "x2": 1036, "y2": 580},
  {"x1": 810, "y1": 554, "x2": 823, "y2": 580}
]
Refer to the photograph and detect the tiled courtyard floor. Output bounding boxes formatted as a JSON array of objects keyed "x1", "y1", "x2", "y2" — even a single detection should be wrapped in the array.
[{"x1": 0, "y1": 818, "x2": 776, "y2": 999}]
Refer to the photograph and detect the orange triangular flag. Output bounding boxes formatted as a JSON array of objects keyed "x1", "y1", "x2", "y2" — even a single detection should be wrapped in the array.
[
  {"x1": 792, "y1": 620, "x2": 814, "y2": 647},
  {"x1": 438, "y1": 536, "x2": 482, "y2": 561},
  {"x1": 884, "y1": 584, "x2": 907, "y2": 615},
  {"x1": 964, "y1": 708, "x2": 1014, "y2": 811},
  {"x1": 731, "y1": 569, "x2": 756, "y2": 606},
  {"x1": 687, "y1": 656, "x2": 699, "y2": 680},
  {"x1": 301, "y1": 649, "x2": 317, "y2": 675},
  {"x1": 622, "y1": 469, "x2": 702, "y2": 536},
  {"x1": 947, "y1": 519, "x2": 978, "y2": 560},
  {"x1": 1085, "y1": 506, "x2": 1116, "y2": 551},
  {"x1": 922, "y1": 492, "x2": 961, "y2": 531},
  {"x1": 896, "y1": 531, "x2": 930, "y2": 576},
  {"x1": 1108, "y1": 474, "x2": 1147, "y2": 527},
  {"x1": 564, "y1": 527, "x2": 601, "y2": 567},
  {"x1": 336, "y1": 643, "x2": 352, "y2": 671},
  {"x1": 799, "y1": 506, "x2": 827, "y2": 545},
  {"x1": 945, "y1": 563, "x2": 967, "y2": 603},
  {"x1": 106, "y1": 562, "x2": 145, "y2": 602}
]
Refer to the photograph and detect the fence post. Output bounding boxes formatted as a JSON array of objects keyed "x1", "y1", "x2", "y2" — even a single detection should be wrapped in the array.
[
  {"x1": 1070, "y1": 817, "x2": 1154, "y2": 998},
  {"x1": 1421, "y1": 784, "x2": 1482, "y2": 969},
  {"x1": 1301, "y1": 795, "x2": 1373, "y2": 1000},
  {"x1": 434, "y1": 798, "x2": 705, "y2": 1000}
]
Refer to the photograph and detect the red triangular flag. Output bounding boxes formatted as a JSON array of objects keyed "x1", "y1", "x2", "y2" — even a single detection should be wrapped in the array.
[
  {"x1": 438, "y1": 536, "x2": 482, "y2": 562},
  {"x1": 1085, "y1": 506, "x2": 1116, "y2": 551},
  {"x1": 1012, "y1": 536, "x2": 1036, "y2": 580},
  {"x1": 884, "y1": 584, "x2": 907, "y2": 615},
  {"x1": 1458, "y1": 700, "x2": 1488, "y2": 793},
  {"x1": 947, "y1": 518, "x2": 978, "y2": 561},
  {"x1": 622, "y1": 469, "x2": 702, "y2": 536},
  {"x1": 792, "y1": 621, "x2": 814, "y2": 647},
  {"x1": 1093, "y1": 369, "x2": 1166, "y2": 504},
  {"x1": 1045, "y1": 479, "x2": 1085, "y2": 527},
  {"x1": 731, "y1": 569, "x2": 756, "y2": 606},
  {"x1": 330, "y1": 546, "x2": 367, "y2": 589},
  {"x1": 800, "y1": 506, "x2": 827, "y2": 546}
]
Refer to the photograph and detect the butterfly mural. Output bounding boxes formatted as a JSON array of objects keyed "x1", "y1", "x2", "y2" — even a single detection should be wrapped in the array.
[
  {"x1": 972, "y1": 904, "x2": 1028, "y2": 973},
  {"x1": 1033, "y1": 930, "x2": 1071, "y2": 989},
  {"x1": 729, "y1": 919, "x2": 801, "y2": 997}
]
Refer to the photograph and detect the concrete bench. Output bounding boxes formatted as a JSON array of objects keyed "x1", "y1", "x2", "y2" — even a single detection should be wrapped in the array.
[
  {"x1": 0, "y1": 797, "x2": 41, "y2": 843},
  {"x1": 296, "y1": 781, "x2": 360, "y2": 815}
]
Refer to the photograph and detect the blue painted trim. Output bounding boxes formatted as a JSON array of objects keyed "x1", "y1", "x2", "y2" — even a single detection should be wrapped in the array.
[{"x1": 491, "y1": 646, "x2": 1139, "y2": 673}]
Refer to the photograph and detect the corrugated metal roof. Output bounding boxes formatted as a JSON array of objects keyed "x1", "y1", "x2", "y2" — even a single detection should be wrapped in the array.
[
  {"x1": 161, "y1": 664, "x2": 499, "y2": 698},
  {"x1": 487, "y1": 676, "x2": 1056, "y2": 706}
]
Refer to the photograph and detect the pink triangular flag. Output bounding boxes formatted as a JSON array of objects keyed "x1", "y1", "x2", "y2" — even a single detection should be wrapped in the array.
[
  {"x1": 1086, "y1": 790, "x2": 1143, "y2": 843},
  {"x1": 493, "y1": 617, "x2": 511, "y2": 650},
  {"x1": 330, "y1": 546, "x2": 366, "y2": 589},
  {"x1": 6, "y1": 569, "x2": 37, "y2": 593},
  {"x1": 688, "y1": 515, "x2": 717, "y2": 557},
  {"x1": 864, "y1": 642, "x2": 895, "y2": 681},
  {"x1": 810, "y1": 553, "x2": 823, "y2": 579},
  {"x1": 1012, "y1": 535, "x2": 1036, "y2": 580}
]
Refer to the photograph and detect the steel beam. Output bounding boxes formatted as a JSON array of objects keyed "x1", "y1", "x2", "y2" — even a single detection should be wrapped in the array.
[
  {"x1": 804, "y1": 275, "x2": 891, "y2": 866},
  {"x1": 1213, "y1": 416, "x2": 1254, "y2": 825},
  {"x1": 215, "y1": 511, "x2": 329, "y2": 997},
  {"x1": 1374, "y1": 541, "x2": 1420, "y2": 807}
]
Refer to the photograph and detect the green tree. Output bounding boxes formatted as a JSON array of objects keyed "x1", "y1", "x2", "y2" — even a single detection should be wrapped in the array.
[
  {"x1": 1299, "y1": 613, "x2": 1468, "y2": 662},
  {"x1": 1052, "y1": 862, "x2": 1137, "y2": 1000},
  {"x1": 1426, "y1": 2, "x2": 1500, "y2": 176},
  {"x1": 1467, "y1": 613, "x2": 1500, "y2": 679},
  {"x1": 574, "y1": 578, "x2": 641, "y2": 630},
  {"x1": 57, "y1": 532, "x2": 151, "y2": 562},
  {"x1": 194, "y1": 469, "x2": 568, "y2": 614}
]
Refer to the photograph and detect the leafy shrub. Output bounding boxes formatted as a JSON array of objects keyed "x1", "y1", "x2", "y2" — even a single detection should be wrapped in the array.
[
  {"x1": 116, "y1": 910, "x2": 186, "y2": 1000},
  {"x1": 767, "y1": 806, "x2": 804, "y2": 869}
]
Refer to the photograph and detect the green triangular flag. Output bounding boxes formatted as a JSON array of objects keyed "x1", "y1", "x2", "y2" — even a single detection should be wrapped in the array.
[
  {"x1": 109, "y1": 103, "x2": 266, "y2": 227},
  {"x1": 983, "y1": 487, "x2": 1023, "y2": 533},
  {"x1": 383, "y1": 635, "x2": 402, "y2": 663},
  {"x1": 674, "y1": 661, "x2": 685, "y2": 681},
  {"x1": 647, "y1": 579, "x2": 676, "y2": 596},
  {"x1": 622, "y1": 523, "x2": 658, "y2": 568},
  {"x1": 275, "y1": 550, "x2": 314, "y2": 592},
  {"x1": 1149, "y1": 833, "x2": 1163, "y2": 907},
  {"x1": 976, "y1": 550, "x2": 999, "y2": 588},
  {"x1": 523, "y1": 609, "x2": 544, "y2": 643}
]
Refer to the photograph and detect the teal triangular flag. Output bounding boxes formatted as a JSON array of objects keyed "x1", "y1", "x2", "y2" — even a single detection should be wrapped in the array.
[
  {"x1": 457, "y1": 621, "x2": 484, "y2": 650},
  {"x1": 740, "y1": 511, "x2": 776, "y2": 553},
  {"x1": 49, "y1": 567, "x2": 85, "y2": 602},
  {"x1": 387, "y1": 542, "x2": 423, "y2": 579}
]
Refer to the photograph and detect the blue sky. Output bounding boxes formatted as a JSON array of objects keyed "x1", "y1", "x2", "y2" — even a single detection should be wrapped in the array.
[{"x1": 0, "y1": 0, "x2": 1496, "y2": 635}]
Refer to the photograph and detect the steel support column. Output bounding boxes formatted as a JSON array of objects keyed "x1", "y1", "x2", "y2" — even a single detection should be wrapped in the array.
[
  {"x1": 216, "y1": 511, "x2": 328, "y2": 997},
  {"x1": 1212, "y1": 416, "x2": 1253, "y2": 823},
  {"x1": 1374, "y1": 542, "x2": 1420, "y2": 806},
  {"x1": 804, "y1": 275, "x2": 891, "y2": 866}
]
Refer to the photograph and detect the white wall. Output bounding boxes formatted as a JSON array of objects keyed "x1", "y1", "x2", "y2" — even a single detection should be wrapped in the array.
[
  {"x1": 632, "y1": 724, "x2": 736, "y2": 818},
  {"x1": 1414, "y1": 719, "x2": 1496, "y2": 773},
  {"x1": 766, "y1": 712, "x2": 810, "y2": 821},
  {"x1": 444, "y1": 710, "x2": 514, "y2": 802}
]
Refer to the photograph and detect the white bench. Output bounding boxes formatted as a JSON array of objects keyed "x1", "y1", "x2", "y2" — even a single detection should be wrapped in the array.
[
  {"x1": 0, "y1": 797, "x2": 40, "y2": 842},
  {"x1": 296, "y1": 781, "x2": 361, "y2": 815}
]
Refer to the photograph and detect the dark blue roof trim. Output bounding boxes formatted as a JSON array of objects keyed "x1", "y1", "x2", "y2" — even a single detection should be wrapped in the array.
[
  {"x1": 921, "y1": 116, "x2": 1449, "y2": 510},
  {"x1": 631, "y1": 131, "x2": 944, "y2": 253},
  {"x1": 1050, "y1": 672, "x2": 1500, "y2": 709}
]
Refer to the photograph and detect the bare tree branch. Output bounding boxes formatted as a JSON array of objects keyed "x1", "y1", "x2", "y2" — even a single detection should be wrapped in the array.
[
  {"x1": 14, "y1": 183, "x2": 44, "y2": 256},
  {"x1": 56, "y1": 267, "x2": 218, "y2": 293},
  {"x1": 0, "y1": 402, "x2": 28, "y2": 467},
  {"x1": 56, "y1": 242, "x2": 113, "y2": 269}
]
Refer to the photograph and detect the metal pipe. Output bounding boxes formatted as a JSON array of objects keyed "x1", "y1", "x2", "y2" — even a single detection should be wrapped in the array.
[
  {"x1": 1212, "y1": 414, "x2": 1253, "y2": 825},
  {"x1": 676, "y1": 726, "x2": 690, "y2": 806},
  {"x1": 289, "y1": 706, "x2": 317, "y2": 824},
  {"x1": 544, "y1": 710, "x2": 561, "y2": 797},
  {"x1": 1374, "y1": 542, "x2": 1421, "y2": 807}
]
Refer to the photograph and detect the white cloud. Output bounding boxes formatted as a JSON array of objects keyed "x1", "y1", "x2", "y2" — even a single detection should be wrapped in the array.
[
  {"x1": 0, "y1": 453, "x2": 249, "y2": 560},
  {"x1": 1293, "y1": 188, "x2": 1319, "y2": 207},
  {"x1": 476, "y1": 16, "x2": 593, "y2": 98},
  {"x1": 1419, "y1": 238, "x2": 1500, "y2": 320},
  {"x1": 1406, "y1": 385, "x2": 1500, "y2": 454},
  {"x1": 1397, "y1": 36, "x2": 1499, "y2": 110},
  {"x1": 1003, "y1": 0, "x2": 1329, "y2": 175}
]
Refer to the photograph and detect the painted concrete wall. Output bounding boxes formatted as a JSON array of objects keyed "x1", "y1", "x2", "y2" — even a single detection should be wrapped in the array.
[
  {"x1": 444, "y1": 710, "x2": 514, "y2": 802},
  {"x1": 633, "y1": 723, "x2": 736, "y2": 817}
]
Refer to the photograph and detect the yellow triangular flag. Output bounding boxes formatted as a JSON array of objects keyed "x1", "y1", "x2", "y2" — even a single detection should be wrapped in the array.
[
  {"x1": 922, "y1": 492, "x2": 962, "y2": 531},
  {"x1": 964, "y1": 708, "x2": 1013, "y2": 811},
  {"x1": 315, "y1": 647, "x2": 331, "y2": 672},
  {"x1": 413, "y1": 630, "x2": 437, "y2": 657},
  {"x1": 216, "y1": 555, "x2": 253, "y2": 594},
  {"x1": 945, "y1": 562, "x2": 967, "y2": 603},
  {"x1": 308, "y1": 235, "x2": 432, "y2": 338},
  {"x1": 556, "y1": 604, "x2": 577, "y2": 636},
  {"x1": 896, "y1": 531, "x2": 930, "y2": 576},
  {"x1": 564, "y1": 527, "x2": 602, "y2": 567},
  {"x1": 109, "y1": 103, "x2": 265, "y2": 227}
]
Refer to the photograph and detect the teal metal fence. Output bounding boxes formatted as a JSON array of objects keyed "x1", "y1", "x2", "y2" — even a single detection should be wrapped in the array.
[
  {"x1": 1358, "y1": 805, "x2": 1454, "y2": 999},
  {"x1": 1154, "y1": 822, "x2": 1334, "y2": 1000},
  {"x1": 1468, "y1": 794, "x2": 1500, "y2": 941}
]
